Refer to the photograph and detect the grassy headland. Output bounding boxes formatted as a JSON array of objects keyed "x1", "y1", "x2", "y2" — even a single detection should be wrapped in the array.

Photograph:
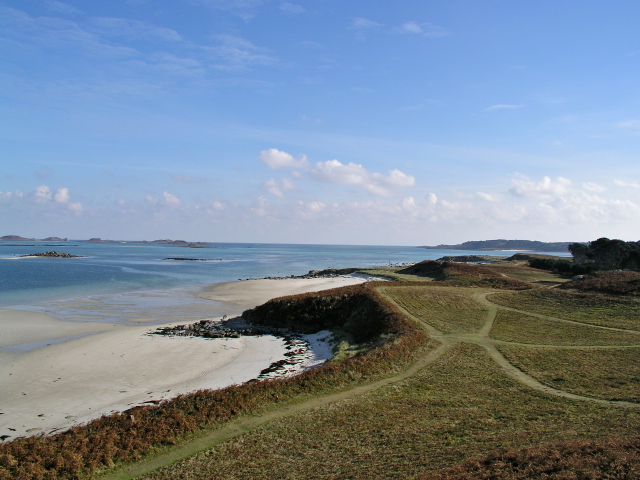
[{"x1": 3, "y1": 260, "x2": 640, "y2": 479}]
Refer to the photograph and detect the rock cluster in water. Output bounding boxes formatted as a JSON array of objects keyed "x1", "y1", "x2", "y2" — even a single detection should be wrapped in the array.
[
  {"x1": 242, "y1": 268, "x2": 358, "y2": 281},
  {"x1": 19, "y1": 251, "x2": 81, "y2": 258}
]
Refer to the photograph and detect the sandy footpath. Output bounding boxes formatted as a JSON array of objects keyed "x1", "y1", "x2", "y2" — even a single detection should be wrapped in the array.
[{"x1": 0, "y1": 276, "x2": 365, "y2": 439}]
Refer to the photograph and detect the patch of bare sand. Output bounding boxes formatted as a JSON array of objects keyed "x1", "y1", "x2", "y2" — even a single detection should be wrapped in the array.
[{"x1": 0, "y1": 276, "x2": 366, "y2": 439}]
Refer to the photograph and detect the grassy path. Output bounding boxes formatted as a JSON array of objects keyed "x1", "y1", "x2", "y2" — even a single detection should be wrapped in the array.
[
  {"x1": 99, "y1": 336, "x2": 450, "y2": 480},
  {"x1": 101, "y1": 284, "x2": 640, "y2": 479},
  {"x1": 481, "y1": 295, "x2": 640, "y2": 335},
  {"x1": 378, "y1": 287, "x2": 640, "y2": 409}
]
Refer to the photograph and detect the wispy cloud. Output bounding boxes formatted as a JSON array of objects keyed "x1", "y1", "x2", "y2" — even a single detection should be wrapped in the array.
[
  {"x1": 204, "y1": 35, "x2": 277, "y2": 70},
  {"x1": 89, "y1": 18, "x2": 182, "y2": 41},
  {"x1": 263, "y1": 177, "x2": 295, "y2": 197},
  {"x1": 583, "y1": 182, "x2": 606, "y2": 192},
  {"x1": 397, "y1": 21, "x2": 450, "y2": 38},
  {"x1": 187, "y1": 0, "x2": 264, "y2": 21},
  {"x1": 280, "y1": 2, "x2": 304, "y2": 13},
  {"x1": 485, "y1": 104, "x2": 525, "y2": 111},
  {"x1": 352, "y1": 18, "x2": 384, "y2": 29},
  {"x1": 45, "y1": 0, "x2": 83, "y2": 15},
  {"x1": 615, "y1": 179, "x2": 640, "y2": 188}
]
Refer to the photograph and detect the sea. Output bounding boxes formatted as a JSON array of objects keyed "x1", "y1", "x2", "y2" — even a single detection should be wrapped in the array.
[{"x1": 0, "y1": 242, "x2": 569, "y2": 325}]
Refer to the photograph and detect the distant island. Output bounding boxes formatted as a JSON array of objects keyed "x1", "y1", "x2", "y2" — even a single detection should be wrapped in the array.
[
  {"x1": 1, "y1": 235, "x2": 69, "y2": 242},
  {"x1": 84, "y1": 238, "x2": 210, "y2": 247},
  {"x1": 420, "y1": 239, "x2": 576, "y2": 252}
]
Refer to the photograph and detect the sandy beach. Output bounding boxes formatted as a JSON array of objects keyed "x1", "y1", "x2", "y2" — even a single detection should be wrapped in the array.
[{"x1": 0, "y1": 276, "x2": 365, "y2": 439}]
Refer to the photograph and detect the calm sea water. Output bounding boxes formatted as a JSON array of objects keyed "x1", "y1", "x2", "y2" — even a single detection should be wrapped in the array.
[{"x1": 0, "y1": 242, "x2": 568, "y2": 324}]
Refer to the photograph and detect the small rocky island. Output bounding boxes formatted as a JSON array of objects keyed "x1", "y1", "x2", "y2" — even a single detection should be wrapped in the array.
[{"x1": 18, "y1": 251, "x2": 82, "y2": 258}]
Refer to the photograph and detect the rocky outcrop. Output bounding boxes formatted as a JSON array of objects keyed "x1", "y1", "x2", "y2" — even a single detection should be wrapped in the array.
[
  {"x1": 149, "y1": 317, "x2": 313, "y2": 379},
  {"x1": 19, "y1": 251, "x2": 81, "y2": 258}
]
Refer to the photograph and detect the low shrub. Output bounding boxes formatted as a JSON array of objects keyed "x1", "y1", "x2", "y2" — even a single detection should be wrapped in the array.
[
  {"x1": 426, "y1": 436, "x2": 640, "y2": 480},
  {"x1": 397, "y1": 261, "x2": 532, "y2": 290},
  {"x1": 560, "y1": 270, "x2": 640, "y2": 296},
  {"x1": 529, "y1": 257, "x2": 597, "y2": 276}
]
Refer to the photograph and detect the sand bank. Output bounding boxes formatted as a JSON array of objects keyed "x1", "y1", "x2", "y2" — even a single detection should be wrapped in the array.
[
  {"x1": 197, "y1": 276, "x2": 365, "y2": 310},
  {"x1": 0, "y1": 276, "x2": 365, "y2": 439}
]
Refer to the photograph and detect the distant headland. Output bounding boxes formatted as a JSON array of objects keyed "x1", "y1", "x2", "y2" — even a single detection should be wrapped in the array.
[{"x1": 420, "y1": 239, "x2": 576, "y2": 252}]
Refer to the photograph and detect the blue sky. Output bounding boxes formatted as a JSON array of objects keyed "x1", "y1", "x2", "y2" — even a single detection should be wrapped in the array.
[{"x1": 1, "y1": 0, "x2": 640, "y2": 245}]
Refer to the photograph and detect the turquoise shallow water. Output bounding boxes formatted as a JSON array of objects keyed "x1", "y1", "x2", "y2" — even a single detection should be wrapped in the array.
[{"x1": 0, "y1": 242, "x2": 568, "y2": 324}]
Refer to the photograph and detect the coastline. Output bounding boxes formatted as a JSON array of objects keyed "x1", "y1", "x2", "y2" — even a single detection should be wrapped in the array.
[{"x1": 0, "y1": 275, "x2": 366, "y2": 440}]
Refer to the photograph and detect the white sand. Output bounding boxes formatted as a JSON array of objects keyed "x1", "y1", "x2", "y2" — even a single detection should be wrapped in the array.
[{"x1": 0, "y1": 276, "x2": 365, "y2": 439}]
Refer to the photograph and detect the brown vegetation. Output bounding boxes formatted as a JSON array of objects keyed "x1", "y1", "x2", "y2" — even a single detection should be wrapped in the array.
[
  {"x1": 0, "y1": 284, "x2": 429, "y2": 480},
  {"x1": 426, "y1": 436, "x2": 640, "y2": 479},
  {"x1": 397, "y1": 261, "x2": 532, "y2": 289},
  {"x1": 561, "y1": 270, "x2": 640, "y2": 296}
]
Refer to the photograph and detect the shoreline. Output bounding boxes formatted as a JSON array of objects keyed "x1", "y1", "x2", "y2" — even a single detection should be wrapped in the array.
[{"x1": 0, "y1": 275, "x2": 366, "y2": 440}]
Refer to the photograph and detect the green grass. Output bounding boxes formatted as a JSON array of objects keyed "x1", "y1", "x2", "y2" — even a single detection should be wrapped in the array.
[
  {"x1": 142, "y1": 343, "x2": 640, "y2": 480},
  {"x1": 382, "y1": 285, "x2": 489, "y2": 334},
  {"x1": 489, "y1": 310, "x2": 640, "y2": 346},
  {"x1": 489, "y1": 288, "x2": 640, "y2": 330},
  {"x1": 498, "y1": 346, "x2": 640, "y2": 403}
]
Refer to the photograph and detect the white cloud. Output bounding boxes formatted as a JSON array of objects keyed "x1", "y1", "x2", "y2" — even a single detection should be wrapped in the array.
[
  {"x1": 477, "y1": 192, "x2": 501, "y2": 202},
  {"x1": 34, "y1": 185, "x2": 52, "y2": 203},
  {"x1": 583, "y1": 182, "x2": 606, "y2": 192},
  {"x1": 211, "y1": 200, "x2": 225, "y2": 210},
  {"x1": 263, "y1": 178, "x2": 283, "y2": 198},
  {"x1": 263, "y1": 178, "x2": 295, "y2": 197},
  {"x1": 402, "y1": 197, "x2": 417, "y2": 210},
  {"x1": 485, "y1": 104, "x2": 525, "y2": 111},
  {"x1": 398, "y1": 21, "x2": 450, "y2": 38},
  {"x1": 162, "y1": 191, "x2": 181, "y2": 207},
  {"x1": 615, "y1": 179, "x2": 640, "y2": 188},
  {"x1": 66, "y1": 202, "x2": 83, "y2": 214},
  {"x1": 53, "y1": 187, "x2": 70, "y2": 203},
  {"x1": 252, "y1": 196, "x2": 269, "y2": 216},
  {"x1": 310, "y1": 159, "x2": 415, "y2": 196},
  {"x1": 259, "y1": 148, "x2": 309, "y2": 169},
  {"x1": 146, "y1": 195, "x2": 158, "y2": 205},
  {"x1": 426, "y1": 193, "x2": 437, "y2": 205},
  {"x1": 509, "y1": 175, "x2": 572, "y2": 198},
  {"x1": 280, "y1": 2, "x2": 304, "y2": 13},
  {"x1": 307, "y1": 201, "x2": 325, "y2": 212}
]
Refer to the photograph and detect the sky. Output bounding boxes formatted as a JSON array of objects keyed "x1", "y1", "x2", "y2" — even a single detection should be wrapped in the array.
[{"x1": 1, "y1": 0, "x2": 640, "y2": 245}]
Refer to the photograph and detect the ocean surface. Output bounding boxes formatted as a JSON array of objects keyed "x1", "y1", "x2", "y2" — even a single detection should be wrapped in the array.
[{"x1": 0, "y1": 242, "x2": 568, "y2": 325}]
